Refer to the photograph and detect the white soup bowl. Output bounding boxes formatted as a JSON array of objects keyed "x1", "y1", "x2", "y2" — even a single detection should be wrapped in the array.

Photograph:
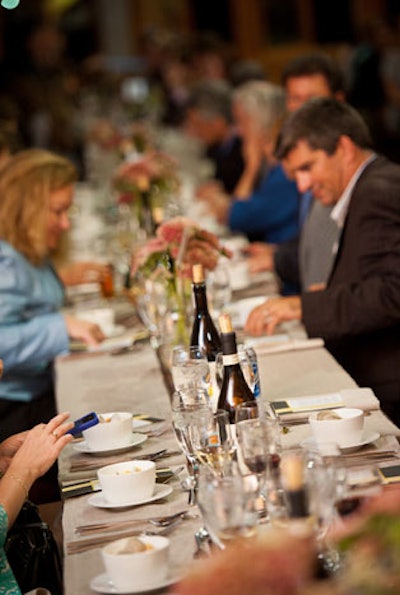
[{"x1": 97, "y1": 459, "x2": 156, "y2": 505}]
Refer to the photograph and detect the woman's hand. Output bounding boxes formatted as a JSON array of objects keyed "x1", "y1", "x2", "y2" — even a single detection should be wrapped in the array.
[
  {"x1": 8, "y1": 413, "x2": 74, "y2": 483},
  {"x1": 64, "y1": 315, "x2": 105, "y2": 347}
]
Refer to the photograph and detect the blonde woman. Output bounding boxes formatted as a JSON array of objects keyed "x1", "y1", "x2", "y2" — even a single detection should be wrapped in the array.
[{"x1": 0, "y1": 149, "x2": 104, "y2": 500}]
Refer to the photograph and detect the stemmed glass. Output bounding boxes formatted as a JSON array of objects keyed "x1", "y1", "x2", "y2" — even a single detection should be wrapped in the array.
[
  {"x1": 170, "y1": 387, "x2": 211, "y2": 501},
  {"x1": 171, "y1": 345, "x2": 211, "y2": 393},
  {"x1": 235, "y1": 401, "x2": 268, "y2": 515},
  {"x1": 190, "y1": 409, "x2": 235, "y2": 476},
  {"x1": 196, "y1": 466, "x2": 259, "y2": 550},
  {"x1": 215, "y1": 343, "x2": 258, "y2": 393}
]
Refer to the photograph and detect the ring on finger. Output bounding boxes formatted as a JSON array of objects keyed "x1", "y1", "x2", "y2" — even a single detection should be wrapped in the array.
[{"x1": 52, "y1": 430, "x2": 58, "y2": 439}]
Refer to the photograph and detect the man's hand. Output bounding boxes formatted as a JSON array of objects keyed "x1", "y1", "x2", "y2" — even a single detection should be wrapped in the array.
[{"x1": 245, "y1": 296, "x2": 302, "y2": 336}]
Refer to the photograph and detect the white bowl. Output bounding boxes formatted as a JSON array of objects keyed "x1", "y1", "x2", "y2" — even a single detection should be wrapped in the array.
[
  {"x1": 97, "y1": 459, "x2": 156, "y2": 505},
  {"x1": 309, "y1": 407, "x2": 364, "y2": 448},
  {"x1": 75, "y1": 307, "x2": 115, "y2": 336},
  {"x1": 226, "y1": 260, "x2": 250, "y2": 291},
  {"x1": 102, "y1": 535, "x2": 170, "y2": 591},
  {"x1": 82, "y1": 411, "x2": 132, "y2": 451}
]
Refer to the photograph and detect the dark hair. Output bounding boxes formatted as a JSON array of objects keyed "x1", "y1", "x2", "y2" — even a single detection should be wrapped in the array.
[
  {"x1": 282, "y1": 53, "x2": 344, "y2": 95},
  {"x1": 186, "y1": 80, "x2": 233, "y2": 123},
  {"x1": 275, "y1": 97, "x2": 373, "y2": 160}
]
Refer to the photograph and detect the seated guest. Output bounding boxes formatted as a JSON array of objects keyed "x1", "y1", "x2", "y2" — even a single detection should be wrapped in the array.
[
  {"x1": 246, "y1": 53, "x2": 345, "y2": 292},
  {"x1": 0, "y1": 149, "x2": 105, "y2": 448},
  {"x1": 184, "y1": 79, "x2": 245, "y2": 194},
  {"x1": 245, "y1": 98, "x2": 400, "y2": 427},
  {"x1": 198, "y1": 81, "x2": 300, "y2": 248},
  {"x1": 0, "y1": 409, "x2": 73, "y2": 593}
]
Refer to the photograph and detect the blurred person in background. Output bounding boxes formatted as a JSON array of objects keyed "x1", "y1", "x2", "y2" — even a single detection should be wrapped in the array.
[
  {"x1": 197, "y1": 81, "x2": 300, "y2": 255},
  {"x1": 0, "y1": 150, "x2": 105, "y2": 458},
  {"x1": 184, "y1": 79, "x2": 244, "y2": 194},
  {"x1": 246, "y1": 53, "x2": 345, "y2": 293}
]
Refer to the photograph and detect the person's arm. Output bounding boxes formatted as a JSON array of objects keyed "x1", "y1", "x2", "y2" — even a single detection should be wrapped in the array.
[
  {"x1": 228, "y1": 166, "x2": 299, "y2": 241},
  {"x1": 0, "y1": 413, "x2": 73, "y2": 527},
  {"x1": 232, "y1": 135, "x2": 264, "y2": 199}
]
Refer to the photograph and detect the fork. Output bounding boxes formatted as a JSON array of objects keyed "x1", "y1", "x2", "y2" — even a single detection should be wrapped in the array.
[
  {"x1": 75, "y1": 509, "x2": 190, "y2": 535},
  {"x1": 68, "y1": 517, "x2": 184, "y2": 554}
]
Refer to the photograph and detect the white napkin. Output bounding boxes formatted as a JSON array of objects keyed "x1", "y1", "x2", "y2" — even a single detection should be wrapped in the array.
[
  {"x1": 251, "y1": 337, "x2": 324, "y2": 356},
  {"x1": 271, "y1": 387, "x2": 380, "y2": 422}
]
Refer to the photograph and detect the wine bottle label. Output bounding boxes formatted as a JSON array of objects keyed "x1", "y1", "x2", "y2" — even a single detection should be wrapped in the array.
[{"x1": 222, "y1": 353, "x2": 240, "y2": 366}]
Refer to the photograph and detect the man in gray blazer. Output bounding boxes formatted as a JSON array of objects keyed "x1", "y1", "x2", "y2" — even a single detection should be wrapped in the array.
[{"x1": 246, "y1": 98, "x2": 400, "y2": 426}]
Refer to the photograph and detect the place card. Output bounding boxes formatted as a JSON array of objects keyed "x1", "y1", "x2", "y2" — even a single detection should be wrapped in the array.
[
  {"x1": 378, "y1": 464, "x2": 400, "y2": 485},
  {"x1": 271, "y1": 392, "x2": 344, "y2": 415}
]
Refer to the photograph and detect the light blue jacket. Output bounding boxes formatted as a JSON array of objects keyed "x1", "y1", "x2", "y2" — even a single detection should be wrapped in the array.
[{"x1": 0, "y1": 240, "x2": 69, "y2": 402}]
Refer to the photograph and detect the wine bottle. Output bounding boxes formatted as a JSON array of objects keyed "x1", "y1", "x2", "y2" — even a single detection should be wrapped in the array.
[
  {"x1": 190, "y1": 264, "x2": 221, "y2": 361},
  {"x1": 217, "y1": 313, "x2": 256, "y2": 423}
]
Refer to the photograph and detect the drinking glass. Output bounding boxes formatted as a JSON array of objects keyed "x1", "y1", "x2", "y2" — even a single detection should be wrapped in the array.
[
  {"x1": 190, "y1": 409, "x2": 235, "y2": 476},
  {"x1": 215, "y1": 344, "x2": 258, "y2": 393},
  {"x1": 207, "y1": 262, "x2": 232, "y2": 316},
  {"x1": 171, "y1": 387, "x2": 211, "y2": 497},
  {"x1": 196, "y1": 467, "x2": 259, "y2": 549},
  {"x1": 171, "y1": 345, "x2": 211, "y2": 393}
]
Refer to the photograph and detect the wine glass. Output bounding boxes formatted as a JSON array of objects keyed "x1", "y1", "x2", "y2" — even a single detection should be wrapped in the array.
[
  {"x1": 196, "y1": 466, "x2": 259, "y2": 550},
  {"x1": 171, "y1": 345, "x2": 211, "y2": 393},
  {"x1": 171, "y1": 387, "x2": 211, "y2": 500},
  {"x1": 190, "y1": 409, "x2": 235, "y2": 476}
]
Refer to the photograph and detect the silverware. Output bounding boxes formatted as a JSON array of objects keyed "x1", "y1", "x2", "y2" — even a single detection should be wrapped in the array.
[
  {"x1": 68, "y1": 517, "x2": 184, "y2": 554},
  {"x1": 75, "y1": 509, "x2": 190, "y2": 535},
  {"x1": 69, "y1": 449, "x2": 180, "y2": 473}
]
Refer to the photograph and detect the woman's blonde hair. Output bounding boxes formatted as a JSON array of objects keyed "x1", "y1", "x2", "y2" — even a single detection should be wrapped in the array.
[{"x1": 0, "y1": 148, "x2": 77, "y2": 264}]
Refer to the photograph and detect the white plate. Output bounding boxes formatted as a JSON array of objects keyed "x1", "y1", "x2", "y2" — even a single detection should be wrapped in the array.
[
  {"x1": 339, "y1": 431, "x2": 381, "y2": 453},
  {"x1": 107, "y1": 325, "x2": 126, "y2": 338},
  {"x1": 225, "y1": 296, "x2": 266, "y2": 328},
  {"x1": 88, "y1": 484, "x2": 173, "y2": 509},
  {"x1": 90, "y1": 571, "x2": 181, "y2": 594},
  {"x1": 301, "y1": 431, "x2": 380, "y2": 454},
  {"x1": 73, "y1": 433, "x2": 147, "y2": 455}
]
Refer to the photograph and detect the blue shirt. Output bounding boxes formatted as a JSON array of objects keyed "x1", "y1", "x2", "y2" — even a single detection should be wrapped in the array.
[
  {"x1": 228, "y1": 163, "x2": 300, "y2": 244},
  {"x1": 0, "y1": 241, "x2": 69, "y2": 402}
]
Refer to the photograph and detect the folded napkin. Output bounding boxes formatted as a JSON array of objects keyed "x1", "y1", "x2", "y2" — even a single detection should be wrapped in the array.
[
  {"x1": 271, "y1": 387, "x2": 380, "y2": 422},
  {"x1": 251, "y1": 337, "x2": 324, "y2": 356}
]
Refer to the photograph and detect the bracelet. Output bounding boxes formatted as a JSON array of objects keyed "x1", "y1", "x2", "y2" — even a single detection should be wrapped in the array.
[{"x1": 8, "y1": 473, "x2": 29, "y2": 499}]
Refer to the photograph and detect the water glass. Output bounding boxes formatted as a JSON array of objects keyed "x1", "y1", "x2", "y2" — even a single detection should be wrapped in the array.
[
  {"x1": 171, "y1": 345, "x2": 210, "y2": 392},
  {"x1": 207, "y1": 263, "x2": 232, "y2": 316},
  {"x1": 171, "y1": 387, "x2": 211, "y2": 490},
  {"x1": 215, "y1": 344, "x2": 258, "y2": 393},
  {"x1": 196, "y1": 467, "x2": 259, "y2": 549}
]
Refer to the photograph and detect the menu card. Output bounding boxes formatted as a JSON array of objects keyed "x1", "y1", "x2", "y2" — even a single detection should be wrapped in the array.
[{"x1": 271, "y1": 387, "x2": 380, "y2": 422}]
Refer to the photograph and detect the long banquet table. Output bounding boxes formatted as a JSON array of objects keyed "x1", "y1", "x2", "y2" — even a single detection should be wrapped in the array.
[{"x1": 56, "y1": 315, "x2": 400, "y2": 594}]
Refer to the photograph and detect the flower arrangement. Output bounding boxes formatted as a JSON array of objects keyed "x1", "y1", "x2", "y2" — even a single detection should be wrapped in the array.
[
  {"x1": 130, "y1": 217, "x2": 231, "y2": 342},
  {"x1": 113, "y1": 150, "x2": 180, "y2": 206},
  {"x1": 131, "y1": 216, "x2": 231, "y2": 282}
]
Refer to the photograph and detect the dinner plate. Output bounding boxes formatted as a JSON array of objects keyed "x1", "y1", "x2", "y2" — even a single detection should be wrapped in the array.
[
  {"x1": 225, "y1": 296, "x2": 266, "y2": 328},
  {"x1": 73, "y1": 433, "x2": 147, "y2": 456},
  {"x1": 106, "y1": 325, "x2": 126, "y2": 338},
  {"x1": 90, "y1": 570, "x2": 182, "y2": 593},
  {"x1": 301, "y1": 431, "x2": 381, "y2": 454},
  {"x1": 87, "y1": 484, "x2": 173, "y2": 509}
]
